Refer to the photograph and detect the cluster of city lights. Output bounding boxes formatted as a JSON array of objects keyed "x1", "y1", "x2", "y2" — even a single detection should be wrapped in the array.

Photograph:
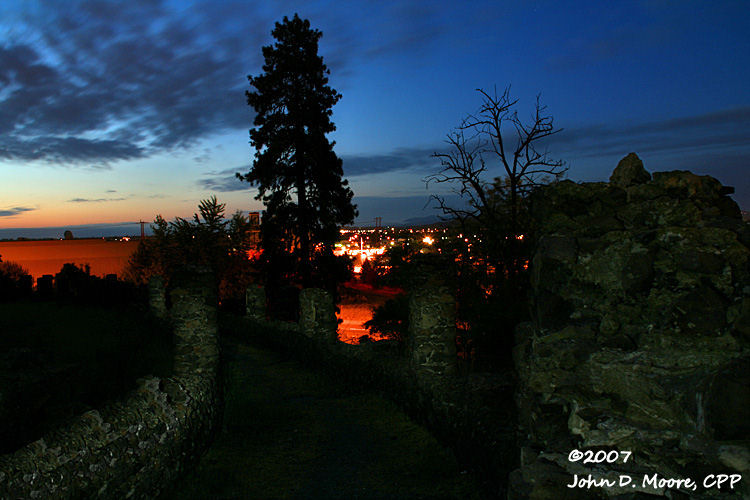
[
  {"x1": 334, "y1": 243, "x2": 386, "y2": 273},
  {"x1": 333, "y1": 226, "x2": 523, "y2": 275}
]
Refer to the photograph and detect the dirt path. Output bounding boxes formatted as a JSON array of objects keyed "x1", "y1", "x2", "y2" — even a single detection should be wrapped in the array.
[{"x1": 165, "y1": 337, "x2": 487, "y2": 499}]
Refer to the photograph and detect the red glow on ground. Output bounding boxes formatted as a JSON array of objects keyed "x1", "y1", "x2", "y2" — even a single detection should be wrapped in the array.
[
  {"x1": 337, "y1": 303, "x2": 380, "y2": 344},
  {"x1": 337, "y1": 282, "x2": 403, "y2": 344}
]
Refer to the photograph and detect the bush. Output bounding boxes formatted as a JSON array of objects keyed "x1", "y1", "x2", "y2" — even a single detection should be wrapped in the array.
[
  {"x1": 0, "y1": 257, "x2": 31, "y2": 301},
  {"x1": 364, "y1": 294, "x2": 409, "y2": 344},
  {"x1": 50, "y1": 263, "x2": 143, "y2": 305},
  {"x1": 123, "y1": 196, "x2": 259, "y2": 306}
]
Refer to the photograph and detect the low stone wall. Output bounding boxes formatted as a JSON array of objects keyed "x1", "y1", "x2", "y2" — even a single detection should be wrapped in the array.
[
  {"x1": 511, "y1": 154, "x2": 750, "y2": 498},
  {"x1": 239, "y1": 283, "x2": 516, "y2": 498},
  {"x1": 0, "y1": 269, "x2": 220, "y2": 499}
]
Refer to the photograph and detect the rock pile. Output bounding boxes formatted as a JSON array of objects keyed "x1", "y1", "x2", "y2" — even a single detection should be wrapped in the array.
[{"x1": 512, "y1": 153, "x2": 750, "y2": 498}]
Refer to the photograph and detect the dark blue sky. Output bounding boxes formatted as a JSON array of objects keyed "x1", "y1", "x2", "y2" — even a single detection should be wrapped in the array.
[{"x1": 0, "y1": 0, "x2": 748, "y2": 233}]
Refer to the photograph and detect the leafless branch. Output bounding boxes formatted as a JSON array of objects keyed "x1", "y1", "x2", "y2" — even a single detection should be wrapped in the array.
[{"x1": 427, "y1": 85, "x2": 567, "y2": 237}]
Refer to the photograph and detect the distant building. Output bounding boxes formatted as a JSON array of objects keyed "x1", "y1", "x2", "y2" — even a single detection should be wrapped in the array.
[{"x1": 248, "y1": 211, "x2": 261, "y2": 247}]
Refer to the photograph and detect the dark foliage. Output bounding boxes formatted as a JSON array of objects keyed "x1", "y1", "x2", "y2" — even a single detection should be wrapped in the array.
[
  {"x1": 363, "y1": 294, "x2": 409, "y2": 344},
  {"x1": 53, "y1": 263, "x2": 143, "y2": 305},
  {"x1": 240, "y1": 14, "x2": 357, "y2": 311},
  {"x1": 0, "y1": 256, "x2": 32, "y2": 301},
  {"x1": 123, "y1": 196, "x2": 258, "y2": 306}
]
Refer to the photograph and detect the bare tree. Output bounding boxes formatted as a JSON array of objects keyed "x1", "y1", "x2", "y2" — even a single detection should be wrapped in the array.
[{"x1": 428, "y1": 86, "x2": 567, "y2": 239}]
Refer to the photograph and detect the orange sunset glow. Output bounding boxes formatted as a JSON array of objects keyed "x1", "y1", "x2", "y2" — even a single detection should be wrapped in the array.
[{"x1": 0, "y1": 239, "x2": 140, "y2": 281}]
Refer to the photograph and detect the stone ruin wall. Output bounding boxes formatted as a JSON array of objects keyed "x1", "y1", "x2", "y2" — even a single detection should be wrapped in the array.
[
  {"x1": 511, "y1": 153, "x2": 750, "y2": 498},
  {"x1": 0, "y1": 268, "x2": 220, "y2": 499}
]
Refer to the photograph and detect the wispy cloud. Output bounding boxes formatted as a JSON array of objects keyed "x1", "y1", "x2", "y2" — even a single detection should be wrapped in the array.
[
  {"x1": 198, "y1": 166, "x2": 250, "y2": 192},
  {"x1": 0, "y1": 206, "x2": 36, "y2": 217},
  {"x1": 0, "y1": 1, "x2": 263, "y2": 164},
  {"x1": 550, "y1": 107, "x2": 750, "y2": 160},
  {"x1": 342, "y1": 147, "x2": 437, "y2": 177},
  {"x1": 67, "y1": 197, "x2": 127, "y2": 203},
  {"x1": 0, "y1": 1, "x2": 452, "y2": 165},
  {"x1": 353, "y1": 194, "x2": 469, "y2": 225}
]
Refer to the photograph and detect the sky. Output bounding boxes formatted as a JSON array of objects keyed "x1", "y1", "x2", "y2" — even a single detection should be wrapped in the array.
[{"x1": 0, "y1": 0, "x2": 748, "y2": 237}]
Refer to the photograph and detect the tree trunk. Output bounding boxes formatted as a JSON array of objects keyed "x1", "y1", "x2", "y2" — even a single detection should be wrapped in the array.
[{"x1": 296, "y1": 155, "x2": 311, "y2": 287}]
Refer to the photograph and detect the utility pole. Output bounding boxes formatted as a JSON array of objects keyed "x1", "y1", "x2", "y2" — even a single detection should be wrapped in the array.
[
  {"x1": 139, "y1": 220, "x2": 145, "y2": 239},
  {"x1": 374, "y1": 217, "x2": 381, "y2": 245}
]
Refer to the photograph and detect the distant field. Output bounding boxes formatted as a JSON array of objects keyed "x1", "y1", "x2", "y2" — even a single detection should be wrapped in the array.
[{"x1": 0, "y1": 239, "x2": 140, "y2": 280}]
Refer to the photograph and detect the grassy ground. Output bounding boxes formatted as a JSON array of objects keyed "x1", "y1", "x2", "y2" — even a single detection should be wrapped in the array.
[
  {"x1": 0, "y1": 300, "x2": 173, "y2": 453},
  {"x1": 166, "y1": 337, "x2": 488, "y2": 499}
]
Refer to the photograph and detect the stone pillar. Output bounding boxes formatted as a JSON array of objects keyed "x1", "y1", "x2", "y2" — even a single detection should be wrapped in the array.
[
  {"x1": 245, "y1": 285, "x2": 266, "y2": 320},
  {"x1": 408, "y1": 277, "x2": 456, "y2": 376},
  {"x1": 148, "y1": 274, "x2": 169, "y2": 320},
  {"x1": 169, "y1": 266, "x2": 219, "y2": 377},
  {"x1": 299, "y1": 288, "x2": 338, "y2": 341},
  {"x1": 36, "y1": 274, "x2": 54, "y2": 298}
]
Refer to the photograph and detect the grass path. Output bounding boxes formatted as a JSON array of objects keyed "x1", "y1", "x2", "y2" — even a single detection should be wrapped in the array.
[{"x1": 166, "y1": 337, "x2": 487, "y2": 499}]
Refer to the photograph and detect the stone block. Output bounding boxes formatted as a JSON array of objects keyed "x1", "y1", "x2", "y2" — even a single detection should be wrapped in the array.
[
  {"x1": 245, "y1": 285, "x2": 266, "y2": 320},
  {"x1": 610, "y1": 152, "x2": 651, "y2": 187},
  {"x1": 408, "y1": 278, "x2": 456, "y2": 376},
  {"x1": 299, "y1": 288, "x2": 338, "y2": 341},
  {"x1": 148, "y1": 275, "x2": 169, "y2": 320}
]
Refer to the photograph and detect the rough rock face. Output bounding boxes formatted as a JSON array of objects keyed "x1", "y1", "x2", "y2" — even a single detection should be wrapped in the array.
[
  {"x1": 408, "y1": 277, "x2": 457, "y2": 376},
  {"x1": 299, "y1": 288, "x2": 338, "y2": 342},
  {"x1": 245, "y1": 284, "x2": 266, "y2": 321},
  {"x1": 610, "y1": 152, "x2": 651, "y2": 187},
  {"x1": 148, "y1": 274, "x2": 169, "y2": 320},
  {"x1": 512, "y1": 154, "x2": 750, "y2": 498}
]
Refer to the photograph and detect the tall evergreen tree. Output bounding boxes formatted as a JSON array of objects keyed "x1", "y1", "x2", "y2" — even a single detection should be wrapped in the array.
[{"x1": 239, "y1": 14, "x2": 356, "y2": 295}]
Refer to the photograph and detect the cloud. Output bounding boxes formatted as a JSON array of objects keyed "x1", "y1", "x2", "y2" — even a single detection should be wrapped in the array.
[
  {"x1": 198, "y1": 166, "x2": 251, "y2": 192},
  {"x1": 0, "y1": 1, "x2": 452, "y2": 165},
  {"x1": 353, "y1": 194, "x2": 469, "y2": 225},
  {"x1": 0, "y1": 206, "x2": 36, "y2": 217},
  {"x1": 533, "y1": 107, "x2": 750, "y2": 207},
  {"x1": 67, "y1": 197, "x2": 127, "y2": 203},
  {"x1": 549, "y1": 107, "x2": 750, "y2": 162},
  {"x1": 0, "y1": 135, "x2": 144, "y2": 164},
  {"x1": 0, "y1": 1, "x2": 264, "y2": 164},
  {"x1": 200, "y1": 148, "x2": 440, "y2": 186},
  {"x1": 342, "y1": 147, "x2": 437, "y2": 177}
]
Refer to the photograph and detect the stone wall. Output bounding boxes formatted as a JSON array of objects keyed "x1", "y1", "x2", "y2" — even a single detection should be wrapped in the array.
[
  {"x1": 511, "y1": 154, "x2": 750, "y2": 498},
  {"x1": 0, "y1": 269, "x2": 220, "y2": 499}
]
